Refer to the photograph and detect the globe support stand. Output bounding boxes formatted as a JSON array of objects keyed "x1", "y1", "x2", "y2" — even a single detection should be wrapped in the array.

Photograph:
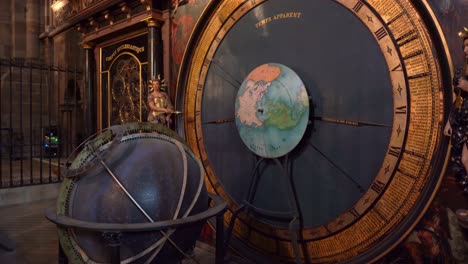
[
  {"x1": 102, "y1": 232, "x2": 122, "y2": 264},
  {"x1": 46, "y1": 193, "x2": 228, "y2": 264},
  {"x1": 224, "y1": 154, "x2": 303, "y2": 264}
]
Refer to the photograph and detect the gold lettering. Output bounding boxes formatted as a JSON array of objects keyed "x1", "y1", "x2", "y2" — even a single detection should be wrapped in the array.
[
  {"x1": 255, "y1": 12, "x2": 302, "y2": 28},
  {"x1": 105, "y1": 50, "x2": 118, "y2": 62},
  {"x1": 104, "y1": 44, "x2": 145, "y2": 62},
  {"x1": 255, "y1": 17, "x2": 272, "y2": 28}
]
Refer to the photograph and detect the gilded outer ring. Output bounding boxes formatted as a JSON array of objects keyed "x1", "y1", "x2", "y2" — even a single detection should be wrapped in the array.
[{"x1": 180, "y1": 0, "x2": 449, "y2": 262}]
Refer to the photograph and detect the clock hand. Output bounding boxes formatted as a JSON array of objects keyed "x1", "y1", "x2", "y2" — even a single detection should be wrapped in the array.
[
  {"x1": 211, "y1": 59, "x2": 242, "y2": 88},
  {"x1": 309, "y1": 142, "x2": 366, "y2": 194},
  {"x1": 314, "y1": 116, "x2": 391, "y2": 128},
  {"x1": 203, "y1": 117, "x2": 235, "y2": 124}
]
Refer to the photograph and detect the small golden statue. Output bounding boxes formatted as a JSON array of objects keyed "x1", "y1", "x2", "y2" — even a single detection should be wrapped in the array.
[{"x1": 147, "y1": 75, "x2": 174, "y2": 127}]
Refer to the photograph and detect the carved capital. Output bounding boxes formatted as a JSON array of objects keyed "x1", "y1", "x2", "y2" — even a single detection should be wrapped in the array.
[
  {"x1": 146, "y1": 18, "x2": 162, "y2": 28},
  {"x1": 81, "y1": 42, "x2": 95, "y2": 49}
]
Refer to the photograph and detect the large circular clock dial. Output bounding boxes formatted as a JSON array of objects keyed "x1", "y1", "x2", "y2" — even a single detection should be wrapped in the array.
[{"x1": 177, "y1": 0, "x2": 451, "y2": 262}]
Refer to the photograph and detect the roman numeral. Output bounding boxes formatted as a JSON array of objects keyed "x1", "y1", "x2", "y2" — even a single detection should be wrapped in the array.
[
  {"x1": 352, "y1": 1, "x2": 364, "y2": 13},
  {"x1": 371, "y1": 180, "x2": 385, "y2": 194},
  {"x1": 391, "y1": 64, "x2": 402, "y2": 71},
  {"x1": 203, "y1": 58, "x2": 211, "y2": 67},
  {"x1": 374, "y1": 27, "x2": 388, "y2": 41},
  {"x1": 388, "y1": 146, "x2": 401, "y2": 157},
  {"x1": 349, "y1": 208, "x2": 360, "y2": 218},
  {"x1": 395, "y1": 105, "x2": 407, "y2": 114}
]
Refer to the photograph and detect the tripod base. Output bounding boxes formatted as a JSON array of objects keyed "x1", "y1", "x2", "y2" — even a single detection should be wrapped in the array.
[{"x1": 224, "y1": 155, "x2": 303, "y2": 264}]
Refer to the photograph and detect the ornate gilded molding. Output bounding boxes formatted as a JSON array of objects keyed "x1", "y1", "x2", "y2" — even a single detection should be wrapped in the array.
[
  {"x1": 140, "y1": 0, "x2": 152, "y2": 11},
  {"x1": 103, "y1": 10, "x2": 114, "y2": 25},
  {"x1": 119, "y1": 3, "x2": 132, "y2": 19},
  {"x1": 88, "y1": 17, "x2": 99, "y2": 31},
  {"x1": 45, "y1": 0, "x2": 165, "y2": 40},
  {"x1": 75, "y1": 23, "x2": 86, "y2": 37}
]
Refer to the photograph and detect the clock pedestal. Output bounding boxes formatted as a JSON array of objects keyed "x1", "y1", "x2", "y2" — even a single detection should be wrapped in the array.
[{"x1": 225, "y1": 155, "x2": 303, "y2": 264}]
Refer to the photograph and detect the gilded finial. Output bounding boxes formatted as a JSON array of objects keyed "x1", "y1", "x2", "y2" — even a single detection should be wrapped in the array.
[{"x1": 458, "y1": 27, "x2": 468, "y2": 39}]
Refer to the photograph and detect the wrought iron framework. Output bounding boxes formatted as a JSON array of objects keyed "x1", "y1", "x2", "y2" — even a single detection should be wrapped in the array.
[{"x1": 0, "y1": 58, "x2": 84, "y2": 188}]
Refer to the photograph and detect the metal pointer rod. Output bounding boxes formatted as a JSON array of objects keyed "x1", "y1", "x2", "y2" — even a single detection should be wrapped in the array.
[
  {"x1": 202, "y1": 117, "x2": 235, "y2": 125},
  {"x1": 211, "y1": 59, "x2": 243, "y2": 87},
  {"x1": 308, "y1": 142, "x2": 365, "y2": 194},
  {"x1": 314, "y1": 116, "x2": 391, "y2": 127}
]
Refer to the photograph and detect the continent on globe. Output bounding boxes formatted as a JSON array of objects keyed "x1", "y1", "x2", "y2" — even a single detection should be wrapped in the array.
[
  {"x1": 236, "y1": 64, "x2": 281, "y2": 127},
  {"x1": 263, "y1": 98, "x2": 307, "y2": 130}
]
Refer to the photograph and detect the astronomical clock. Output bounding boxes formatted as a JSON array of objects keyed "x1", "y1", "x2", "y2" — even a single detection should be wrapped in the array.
[{"x1": 176, "y1": 0, "x2": 452, "y2": 262}]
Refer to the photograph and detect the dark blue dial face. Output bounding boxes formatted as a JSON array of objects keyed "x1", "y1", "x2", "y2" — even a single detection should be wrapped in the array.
[
  {"x1": 200, "y1": 0, "x2": 392, "y2": 227},
  {"x1": 179, "y1": 0, "x2": 449, "y2": 261},
  {"x1": 50, "y1": 0, "x2": 450, "y2": 261}
]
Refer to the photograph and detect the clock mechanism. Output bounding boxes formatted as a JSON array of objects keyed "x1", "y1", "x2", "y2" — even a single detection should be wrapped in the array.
[{"x1": 176, "y1": 0, "x2": 452, "y2": 262}]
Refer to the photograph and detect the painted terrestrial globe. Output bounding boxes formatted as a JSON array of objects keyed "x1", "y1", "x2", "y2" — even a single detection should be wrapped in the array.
[{"x1": 235, "y1": 63, "x2": 309, "y2": 158}]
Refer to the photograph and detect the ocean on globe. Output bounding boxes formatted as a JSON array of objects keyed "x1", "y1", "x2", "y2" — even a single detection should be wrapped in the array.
[
  {"x1": 56, "y1": 123, "x2": 207, "y2": 264},
  {"x1": 235, "y1": 63, "x2": 309, "y2": 158}
]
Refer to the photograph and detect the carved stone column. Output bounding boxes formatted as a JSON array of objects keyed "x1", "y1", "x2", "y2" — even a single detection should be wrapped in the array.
[
  {"x1": 82, "y1": 42, "x2": 96, "y2": 137},
  {"x1": 11, "y1": 0, "x2": 26, "y2": 58},
  {"x1": 0, "y1": 0, "x2": 11, "y2": 58},
  {"x1": 147, "y1": 19, "x2": 163, "y2": 81},
  {"x1": 26, "y1": 0, "x2": 40, "y2": 59}
]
